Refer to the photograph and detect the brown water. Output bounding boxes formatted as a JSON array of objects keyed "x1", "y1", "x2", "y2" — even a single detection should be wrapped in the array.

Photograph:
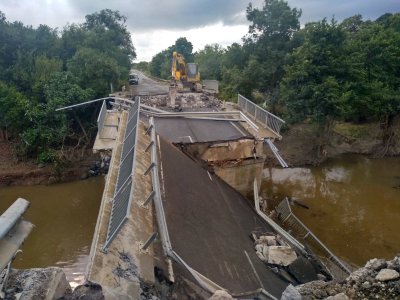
[
  {"x1": 261, "y1": 155, "x2": 400, "y2": 267},
  {"x1": 0, "y1": 177, "x2": 104, "y2": 287}
]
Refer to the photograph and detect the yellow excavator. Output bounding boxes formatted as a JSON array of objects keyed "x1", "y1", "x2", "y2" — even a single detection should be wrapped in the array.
[{"x1": 171, "y1": 51, "x2": 202, "y2": 92}]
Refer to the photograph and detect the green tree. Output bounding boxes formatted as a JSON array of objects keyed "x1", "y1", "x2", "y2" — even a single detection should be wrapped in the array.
[
  {"x1": 32, "y1": 55, "x2": 63, "y2": 100},
  {"x1": 345, "y1": 14, "x2": 400, "y2": 154},
  {"x1": 174, "y1": 37, "x2": 194, "y2": 62},
  {"x1": 68, "y1": 47, "x2": 121, "y2": 96},
  {"x1": 244, "y1": 0, "x2": 302, "y2": 109},
  {"x1": 0, "y1": 10, "x2": 136, "y2": 163},
  {"x1": 149, "y1": 37, "x2": 194, "y2": 79},
  {"x1": 133, "y1": 61, "x2": 149, "y2": 73},
  {"x1": 0, "y1": 82, "x2": 29, "y2": 140},
  {"x1": 280, "y1": 19, "x2": 349, "y2": 159},
  {"x1": 194, "y1": 44, "x2": 223, "y2": 80},
  {"x1": 83, "y1": 9, "x2": 136, "y2": 62}
]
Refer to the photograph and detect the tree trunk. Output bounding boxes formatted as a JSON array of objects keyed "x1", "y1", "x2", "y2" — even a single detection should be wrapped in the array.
[
  {"x1": 377, "y1": 114, "x2": 395, "y2": 157},
  {"x1": 73, "y1": 112, "x2": 89, "y2": 143},
  {"x1": 315, "y1": 117, "x2": 334, "y2": 165}
]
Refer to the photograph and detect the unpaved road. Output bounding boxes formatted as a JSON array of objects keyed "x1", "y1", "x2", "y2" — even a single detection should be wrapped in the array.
[{"x1": 129, "y1": 70, "x2": 169, "y2": 96}]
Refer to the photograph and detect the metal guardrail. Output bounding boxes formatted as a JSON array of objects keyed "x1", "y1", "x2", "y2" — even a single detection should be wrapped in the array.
[
  {"x1": 97, "y1": 100, "x2": 107, "y2": 138},
  {"x1": 238, "y1": 94, "x2": 285, "y2": 137},
  {"x1": 142, "y1": 109, "x2": 260, "y2": 132},
  {"x1": 0, "y1": 198, "x2": 33, "y2": 298},
  {"x1": 253, "y1": 179, "x2": 306, "y2": 255},
  {"x1": 265, "y1": 139, "x2": 288, "y2": 168},
  {"x1": 102, "y1": 99, "x2": 140, "y2": 252},
  {"x1": 275, "y1": 198, "x2": 352, "y2": 278},
  {"x1": 147, "y1": 117, "x2": 172, "y2": 254}
]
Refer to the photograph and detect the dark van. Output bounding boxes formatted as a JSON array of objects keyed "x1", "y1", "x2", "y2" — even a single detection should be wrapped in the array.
[{"x1": 128, "y1": 73, "x2": 139, "y2": 85}]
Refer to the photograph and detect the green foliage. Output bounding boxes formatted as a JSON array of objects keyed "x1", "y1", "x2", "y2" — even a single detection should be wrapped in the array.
[
  {"x1": 245, "y1": 0, "x2": 302, "y2": 98},
  {"x1": 344, "y1": 16, "x2": 400, "y2": 121},
  {"x1": 149, "y1": 37, "x2": 194, "y2": 79},
  {"x1": 0, "y1": 82, "x2": 30, "y2": 133},
  {"x1": 0, "y1": 9, "x2": 134, "y2": 162},
  {"x1": 133, "y1": 61, "x2": 149, "y2": 73},
  {"x1": 68, "y1": 47, "x2": 121, "y2": 96},
  {"x1": 194, "y1": 44, "x2": 223, "y2": 80},
  {"x1": 280, "y1": 19, "x2": 348, "y2": 125}
]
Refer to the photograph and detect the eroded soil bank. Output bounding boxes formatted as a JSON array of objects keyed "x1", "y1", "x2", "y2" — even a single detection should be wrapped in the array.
[
  {"x1": 0, "y1": 141, "x2": 104, "y2": 186},
  {"x1": 275, "y1": 120, "x2": 400, "y2": 167}
]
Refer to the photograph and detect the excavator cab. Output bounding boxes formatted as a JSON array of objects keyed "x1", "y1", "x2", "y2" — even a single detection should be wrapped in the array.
[{"x1": 186, "y1": 63, "x2": 199, "y2": 82}]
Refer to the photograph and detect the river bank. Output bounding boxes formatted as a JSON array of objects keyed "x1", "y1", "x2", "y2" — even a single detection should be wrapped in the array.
[
  {"x1": 275, "y1": 120, "x2": 400, "y2": 167},
  {"x1": 2, "y1": 118, "x2": 399, "y2": 187},
  {"x1": 0, "y1": 141, "x2": 106, "y2": 186}
]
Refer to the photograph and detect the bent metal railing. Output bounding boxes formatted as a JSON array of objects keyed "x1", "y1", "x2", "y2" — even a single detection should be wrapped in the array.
[
  {"x1": 275, "y1": 198, "x2": 352, "y2": 279},
  {"x1": 102, "y1": 99, "x2": 140, "y2": 252},
  {"x1": 238, "y1": 94, "x2": 285, "y2": 137}
]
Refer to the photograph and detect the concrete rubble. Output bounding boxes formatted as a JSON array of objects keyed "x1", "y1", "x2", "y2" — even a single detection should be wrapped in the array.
[
  {"x1": 141, "y1": 92, "x2": 222, "y2": 110},
  {"x1": 3, "y1": 267, "x2": 71, "y2": 300},
  {"x1": 281, "y1": 284, "x2": 302, "y2": 300},
  {"x1": 375, "y1": 268, "x2": 400, "y2": 281},
  {"x1": 61, "y1": 281, "x2": 104, "y2": 300},
  {"x1": 295, "y1": 255, "x2": 400, "y2": 299},
  {"x1": 254, "y1": 234, "x2": 297, "y2": 267}
]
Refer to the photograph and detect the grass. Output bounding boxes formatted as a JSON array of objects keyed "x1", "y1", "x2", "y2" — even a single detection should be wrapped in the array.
[{"x1": 334, "y1": 123, "x2": 379, "y2": 139}]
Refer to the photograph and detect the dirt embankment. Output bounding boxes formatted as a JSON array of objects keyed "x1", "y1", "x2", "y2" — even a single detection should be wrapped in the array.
[
  {"x1": 0, "y1": 142, "x2": 101, "y2": 186},
  {"x1": 275, "y1": 119, "x2": 400, "y2": 167}
]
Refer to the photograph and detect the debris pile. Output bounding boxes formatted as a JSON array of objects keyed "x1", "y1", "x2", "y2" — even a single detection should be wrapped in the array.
[
  {"x1": 253, "y1": 234, "x2": 297, "y2": 267},
  {"x1": 4, "y1": 267, "x2": 71, "y2": 300},
  {"x1": 294, "y1": 256, "x2": 400, "y2": 299},
  {"x1": 141, "y1": 92, "x2": 222, "y2": 110},
  {"x1": 88, "y1": 154, "x2": 111, "y2": 177}
]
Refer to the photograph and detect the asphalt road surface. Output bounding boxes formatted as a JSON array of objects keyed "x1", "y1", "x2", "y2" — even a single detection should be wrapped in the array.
[
  {"x1": 158, "y1": 136, "x2": 290, "y2": 296},
  {"x1": 129, "y1": 70, "x2": 169, "y2": 96}
]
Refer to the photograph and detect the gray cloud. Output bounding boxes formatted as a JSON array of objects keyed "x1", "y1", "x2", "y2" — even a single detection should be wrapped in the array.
[
  {"x1": 0, "y1": 0, "x2": 398, "y2": 33},
  {"x1": 288, "y1": 0, "x2": 400, "y2": 23},
  {"x1": 64, "y1": 0, "x2": 264, "y2": 33}
]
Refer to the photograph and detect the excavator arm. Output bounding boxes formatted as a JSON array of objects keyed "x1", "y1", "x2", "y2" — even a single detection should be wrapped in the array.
[{"x1": 171, "y1": 51, "x2": 187, "y2": 81}]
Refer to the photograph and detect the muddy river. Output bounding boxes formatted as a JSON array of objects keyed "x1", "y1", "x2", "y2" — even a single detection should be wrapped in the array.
[
  {"x1": 0, "y1": 177, "x2": 104, "y2": 287},
  {"x1": 261, "y1": 155, "x2": 400, "y2": 267}
]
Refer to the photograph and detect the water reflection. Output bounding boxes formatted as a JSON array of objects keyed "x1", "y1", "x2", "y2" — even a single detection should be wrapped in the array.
[
  {"x1": 55, "y1": 247, "x2": 89, "y2": 289},
  {"x1": 261, "y1": 155, "x2": 400, "y2": 266},
  {"x1": 0, "y1": 177, "x2": 104, "y2": 286}
]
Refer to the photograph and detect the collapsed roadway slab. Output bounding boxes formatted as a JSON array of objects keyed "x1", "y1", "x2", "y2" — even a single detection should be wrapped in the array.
[
  {"x1": 156, "y1": 136, "x2": 302, "y2": 298},
  {"x1": 153, "y1": 116, "x2": 266, "y2": 197}
]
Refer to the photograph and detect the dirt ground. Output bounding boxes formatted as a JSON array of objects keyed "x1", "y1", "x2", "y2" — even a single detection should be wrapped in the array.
[{"x1": 0, "y1": 141, "x2": 100, "y2": 186}]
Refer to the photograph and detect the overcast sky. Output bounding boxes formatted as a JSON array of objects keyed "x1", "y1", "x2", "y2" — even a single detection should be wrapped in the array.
[{"x1": 0, "y1": 0, "x2": 399, "y2": 61}]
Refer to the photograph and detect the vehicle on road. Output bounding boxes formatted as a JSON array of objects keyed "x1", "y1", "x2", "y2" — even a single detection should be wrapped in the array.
[{"x1": 128, "y1": 73, "x2": 139, "y2": 85}]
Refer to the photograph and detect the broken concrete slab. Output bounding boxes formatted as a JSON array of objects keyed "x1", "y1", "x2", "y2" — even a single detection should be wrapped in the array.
[
  {"x1": 375, "y1": 269, "x2": 400, "y2": 281},
  {"x1": 268, "y1": 246, "x2": 297, "y2": 267},
  {"x1": 280, "y1": 284, "x2": 301, "y2": 300},
  {"x1": 287, "y1": 256, "x2": 319, "y2": 284}
]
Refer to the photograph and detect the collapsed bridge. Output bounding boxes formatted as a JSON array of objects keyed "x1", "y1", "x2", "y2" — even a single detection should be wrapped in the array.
[{"x1": 52, "y1": 73, "x2": 350, "y2": 299}]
